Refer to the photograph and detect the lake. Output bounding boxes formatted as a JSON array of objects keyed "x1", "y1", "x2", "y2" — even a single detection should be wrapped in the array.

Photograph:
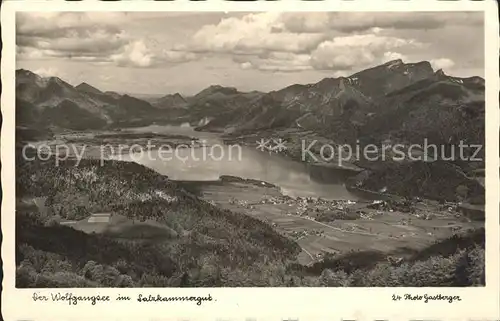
[{"x1": 117, "y1": 125, "x2": 360, "y2": 200}]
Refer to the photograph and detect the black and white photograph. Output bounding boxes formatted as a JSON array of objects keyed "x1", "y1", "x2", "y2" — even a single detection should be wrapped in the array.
[{"x1": 12, "y1": 10, "x2": 490, "y2": 290}]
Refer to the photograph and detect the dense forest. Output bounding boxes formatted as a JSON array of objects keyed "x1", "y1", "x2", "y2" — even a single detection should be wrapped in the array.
[{"x1": 16, "y1": 152, "x2": 485, "y2": 287}]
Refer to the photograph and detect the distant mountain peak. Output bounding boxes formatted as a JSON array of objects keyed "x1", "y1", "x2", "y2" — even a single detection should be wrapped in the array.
[
  {"x1": 383, "y1": 59, "x2": 404, "y2": 68},
  {"x1": 16, "y1": 69, "x2": 74, "y2": 90},
  {"x1": 194, "y1": 85, "x2": 239, "y2": 99},
  {"x1": 153, "y1": 92, "x2": 188, "y2": 109},
  {"x1": 467, "y1": 76, "x2": 485, "y2": 86},
  {"x1": 101, "y1": 91, "x2": 121, "y2": 101},
  {"x1": 208, "y1": 84, "x2": 238, "y2": 92},
  {"x1": 435, "y1": 69, "x2": 446, "y2": 77},
  {"x1": 47, "y1": 76, "x2": 65, "y2": 83},
  {"x1": 347, "y1": 60, "x2": 435, "y2": 98},
  {"x1": 17, "y1": 68, "x2": 36, "y2": 76},
  {"x1": 16, "y1": 69, "x2": 44, "y2": 83},
  {"x1": 76, "y1": 82, "x2": 103, "y2": 95},
  {"x1": 171, "y1": 92, "x2": 185, "y2": 100}
]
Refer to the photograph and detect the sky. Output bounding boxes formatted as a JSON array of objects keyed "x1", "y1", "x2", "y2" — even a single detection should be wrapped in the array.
[{"x1": 16, "y1": 11, "x2": 484, "y2": 96}]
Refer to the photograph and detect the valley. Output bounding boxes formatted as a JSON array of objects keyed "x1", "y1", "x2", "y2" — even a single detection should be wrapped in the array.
[
  {"x1": 14, "y1": 59, "x2": 486, "y2": 287},
  {"x1": 178, "y1": 178, "x2": 483, "y2": 266}
]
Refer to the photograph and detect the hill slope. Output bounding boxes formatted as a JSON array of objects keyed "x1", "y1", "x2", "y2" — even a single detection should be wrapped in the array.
[
  {"x1": 151, "y1": 93, "x2": 188, "y2": 109},
  {"x1": 75, "y1": 82, "x2": 104, "y2": 95},
  {"x1": 16, "y1": 69, "x2": 167, "y2": 130},
  {"x1": 200, "y1": 60, "x2": 484, "y2": 150},
  {"x1": 16, "y1": 153, "x2": 301, "y2": 287},
  {"x1": 359, "y1": 69, "x2": 485, "y2": 150},
  {"x1": 200, "y1": 60, "x2": 434, "y2": 136}
]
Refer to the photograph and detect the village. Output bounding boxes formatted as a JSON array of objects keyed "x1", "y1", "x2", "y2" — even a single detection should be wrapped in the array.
[{"x1": 193, "y1": 178, "x2": 483, "y2": 265}]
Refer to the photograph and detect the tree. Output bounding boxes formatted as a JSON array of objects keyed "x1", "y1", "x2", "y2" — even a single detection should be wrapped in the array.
[
  {"x1": 16, "y1": 264, "x2": 37, "y2": 287},
  {"x1": 114, "y1": 259, "x2": 129, "y2": 274},
  {"x1": 115, "y1": 274, "x2": 134, "y2": 287},
  {"x1": 180, "y1": 272, "x2": 190, "y2": 287},
  {"x1": 82, "y1": 260, "x2": 104, "y2": 282},
  {"x1": 454, "y1": 251, "x2": 472, "y2": 286},
  {"x1": 44, "y1": 217, "x2": 60, "y2": 227},
  {"x1": 320, "y1": 269, "x2": 351, "y2": 287},
  {"x1": 101, "y1": 266, "x2": 121, "y2": 287}
]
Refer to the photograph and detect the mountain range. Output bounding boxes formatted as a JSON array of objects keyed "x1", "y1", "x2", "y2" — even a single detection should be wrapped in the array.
[
  {"x1": 16, "y1": 69, "x2": 169, "y2": 131},
  {"x1": 15, "y1": 59, "x2": 485, "y2": 153},
  {"x1": 199, "y1": 59, "x2": 484, "y2": 148},
  {"x1": 151, "y1": 93, "x2": 188, "y2": 109}
]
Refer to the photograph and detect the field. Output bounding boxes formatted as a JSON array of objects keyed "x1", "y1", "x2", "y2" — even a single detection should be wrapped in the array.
[
  {"x1": 180, "y1": 179, "x2": 484, "y2": 265},
  {"x1": 15, "y1": 152, "x2": 486, "y2": 287}
]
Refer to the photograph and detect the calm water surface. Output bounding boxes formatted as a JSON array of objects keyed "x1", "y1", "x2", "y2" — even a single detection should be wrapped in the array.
[{"x1": 119, "y1": 125, "x2": 359, "y2": 200}]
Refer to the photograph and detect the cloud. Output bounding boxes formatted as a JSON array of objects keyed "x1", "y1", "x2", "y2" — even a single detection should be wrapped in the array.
[
  {"x1": 280, "y1": 12, "x2": 483, "y2": 33},
  {"x1": 328, "y1": 13, "x2": 442, "y2": 33},
  {"x1": 33, "y1": 67, "x2": 62, "y2": 78},
  {"x1": 18, "y1": 32, "x2": 128, "y2": 57},
  {"x1": 311, "y1": 45, "x2": 374, "y2": 71},
  {"x1": 240, "y1": 62, "x2": 253, "y2": 70},
  {"x1": 110, "y1": 41, "x2": 154, "y2": 68},
  {"x1": 278, "y1": 13, "x2": 331, "y2": 33},
  {"x1": 235, "y1": 52, "x2": 313, "y2": 72},
  {"x1": 177, "y1": 12, "x2": 454, "y2": 73},
  {"x1": 309, "y1": 34, "x2": 423, "y2": 71},
  {"x1": 107, "y1": 44, "x2": 199, "y2": 68},
  {"x1": 16, "y1": 12, "x2": 196, "y2": 68},
  {"x1": 16, "y1": 12, "x2": 128, "y2": 56},
  {"x1": 16, "y1": 12, "x2": 127, "y2": 38},
  {"x1": 184, "y1": 12, "x2": 327, "y2": 55},
  {"x1": 383, "y1": 51, "x2": 408, "y2": 62},
  {"x1": 17, "y1": 12, "x2": 130, "y2": 64},
  {"x1": 233, "y1": 34, "x2": 421, "y2": 73},
  {"x1": 430, "y1": 58, "x2": 455, "y2": 70},
  {"x1": 17, "y1": 12, "x2": 482, "y2": 75},
  {"x1": 181, "y1": 12, "x2": 430, "y2": 73},
  {"x1": 161, "y1": 50, "x2": 199, "y2": 64}
]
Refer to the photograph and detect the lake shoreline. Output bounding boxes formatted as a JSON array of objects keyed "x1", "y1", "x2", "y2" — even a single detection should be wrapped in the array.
[
  {"x1": 25, "y1": 125, "x2": 485, "y2": 206},
  {"x1": 15, "y1": 142, "x2": 485, "y2": 285},
  {"x1": 174, "y1": 172, "x2": 483, "y2": 265}
]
